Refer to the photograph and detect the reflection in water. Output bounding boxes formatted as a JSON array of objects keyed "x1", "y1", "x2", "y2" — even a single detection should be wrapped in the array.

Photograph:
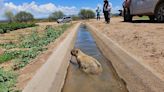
[{"x1": 62, "y1": 25, "x2": 128, "y2": 92}]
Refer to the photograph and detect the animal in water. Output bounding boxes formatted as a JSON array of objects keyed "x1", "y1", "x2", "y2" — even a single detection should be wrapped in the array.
[{"x1": 71, "y1": 48, "x2": 103, "y2": 75}]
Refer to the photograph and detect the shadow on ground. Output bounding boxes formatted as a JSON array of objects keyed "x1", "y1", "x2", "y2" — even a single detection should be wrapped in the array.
[{"x1": 121, "y1": 20, "x2": 164, "y2": 24}]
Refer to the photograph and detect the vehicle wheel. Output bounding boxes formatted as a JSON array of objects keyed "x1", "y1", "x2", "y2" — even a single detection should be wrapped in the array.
[
  {"x1": 149, "y1": 16, "x2": 155, "y2": 22},
  {"x1": 155, "y1": 3, "x2": 164, "y2": 22},
  {"x1": 123, "y1": 8, "x2": 132, "y2": 22}
]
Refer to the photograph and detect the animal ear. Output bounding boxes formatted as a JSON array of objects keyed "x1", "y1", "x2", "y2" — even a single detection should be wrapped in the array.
[{"x1": 71, "y1": 50, "x2": 73, "y2": 55}]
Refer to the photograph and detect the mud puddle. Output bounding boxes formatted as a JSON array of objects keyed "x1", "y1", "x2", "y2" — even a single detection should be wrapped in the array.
[{"x1": 62, "y1": 25, "x2": 128, "y2": 92}]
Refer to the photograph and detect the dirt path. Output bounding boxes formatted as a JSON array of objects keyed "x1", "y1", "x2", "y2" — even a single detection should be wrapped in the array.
[
  {"x1": 88, "y1": 17, "x2": 164, "y2": 80},
  {"x1": 16, "y1": 23, "x2": 76, "y2": 91}
]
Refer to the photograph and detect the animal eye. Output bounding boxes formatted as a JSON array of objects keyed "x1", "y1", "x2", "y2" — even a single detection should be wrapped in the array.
[{"x1": 76, "y1": 50, "x2": 78, "y2": 54}]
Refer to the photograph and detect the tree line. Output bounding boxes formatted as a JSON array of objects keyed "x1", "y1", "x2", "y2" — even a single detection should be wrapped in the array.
[{"x1": 4, "y1": 9, "x2": 95, "y2": 23}]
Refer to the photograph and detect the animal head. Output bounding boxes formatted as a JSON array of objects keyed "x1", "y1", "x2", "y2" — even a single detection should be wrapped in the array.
[{"x1": 71, "y1": 48, "x2": 80, "y2": 57}]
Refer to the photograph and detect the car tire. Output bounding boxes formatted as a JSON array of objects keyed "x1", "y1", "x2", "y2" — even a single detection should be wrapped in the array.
[
  {"x1": 155, "y1": 3, "x2": 164, "y2": 22},
  {"x1": 123, "y1": 8, "x2": 133, "y2": 22}
]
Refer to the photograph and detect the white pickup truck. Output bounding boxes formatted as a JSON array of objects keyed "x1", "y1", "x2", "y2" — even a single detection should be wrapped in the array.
[{"x1": 123, "y1": 0, "x2": 164, "y2": 22}]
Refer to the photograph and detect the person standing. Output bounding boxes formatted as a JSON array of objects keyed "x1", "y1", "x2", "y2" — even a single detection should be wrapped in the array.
[
  {"x1": 96, "y1": 6, "x2": 101, "y2": 20},
  {"x1": 103, "y1": 0, "x2": 111, "y2": 23}
]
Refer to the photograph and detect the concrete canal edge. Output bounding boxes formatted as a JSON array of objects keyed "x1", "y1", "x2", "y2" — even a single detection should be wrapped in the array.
[
  {"x1": 86, "y1": 23, "x2": 164, "y2": 92},
  {"x1": 23, "y1": 23, "x2": 81, "y2": 92}
]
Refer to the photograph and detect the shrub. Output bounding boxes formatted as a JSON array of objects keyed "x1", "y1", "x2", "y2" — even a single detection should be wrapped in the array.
[
  {"x1": 0, "y1": 29, "x2": 4, "y2": 34},
  {"x1": 49, "y1": 11, "x2": 64, "y2": 21},
  {"x1": 71, "y1": 15, "x2": 80, "y2": 21},
  {"x1": 0, "y1": 23, "x2": 37, "y2": 34},
  {"x1": 15, "y1": 11, "x2": 34, "y2": 22},
  {"x1": 4, "y1": 11, "x2": 15, "y2": 23},
  {"x1": 79, "y1": 9, "x2": 95, "y2": 19}
]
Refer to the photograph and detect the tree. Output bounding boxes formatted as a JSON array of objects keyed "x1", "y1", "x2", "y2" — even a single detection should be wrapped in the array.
[
  {"x1": 15, "y1": 11, "x2": 34, "y2": 22},
  {"x1": 78, "y1": 9, "x2": 95, "y2": 19},
  {"x1": 49, "y1": 11, "x2": 64, "y2": 21},
  {"x1": 71, "y1": 15, "x2": 80, "y2": 21},
  {"x1": 4, "y1": 11, "x2": 14, "y2": 23}
]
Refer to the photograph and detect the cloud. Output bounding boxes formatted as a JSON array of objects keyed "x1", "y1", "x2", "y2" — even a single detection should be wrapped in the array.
[
  {"x1": 0, "y1": 1, "x2": 78, "y2": 20},
  {"x1": 0, "y1": 1, "x2": 122, "y2": 20}
]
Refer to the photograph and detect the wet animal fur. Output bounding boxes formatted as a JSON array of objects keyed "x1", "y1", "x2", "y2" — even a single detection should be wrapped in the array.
[{"x1": 71, "y1": 48, "x2": 103, "y2": 75}]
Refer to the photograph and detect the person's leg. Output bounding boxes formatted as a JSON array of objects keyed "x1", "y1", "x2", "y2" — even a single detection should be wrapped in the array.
[
  {"x1": 107, "y1": 15, "x2": 109, "y2": 23},
  {"x1": 104, "y1": 12, "x2": 106, "y2": 22},
  {"x1": 104, "y1": 12, "x2": 108, "y2": 23},
  {"x1": 104, "y1": 13, "x2": 106, "y2": 22},
  {"x1": 106, "y1": 12, "x2": 110, "y2": 23},
  {"x1": 97, "y1": 14, "x2": 99, "y2": 20},
  {"x1": 97, "y1": 16, "x2": 99, "y2": 20},
  {"x1": 108, "y1": 12, "x2": 110, "y2": 23}
]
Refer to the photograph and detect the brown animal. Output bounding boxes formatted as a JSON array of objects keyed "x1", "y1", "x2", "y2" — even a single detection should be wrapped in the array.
[{"x1": 71, "y1": 48, "x2": 103, "y2": 75}]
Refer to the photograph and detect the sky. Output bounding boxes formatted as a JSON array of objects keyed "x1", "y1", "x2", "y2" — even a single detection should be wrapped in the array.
[{"x1": 0, "y1": 0, "x2": 123, "y2": 20}]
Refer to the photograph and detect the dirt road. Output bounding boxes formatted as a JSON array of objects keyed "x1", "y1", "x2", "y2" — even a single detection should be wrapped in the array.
[{"x1": 88, "y1": 17, "x2": 164, "y2": 80}]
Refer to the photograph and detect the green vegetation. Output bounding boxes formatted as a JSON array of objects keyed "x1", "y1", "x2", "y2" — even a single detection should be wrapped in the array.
[
  {"x1": 4, "y1": 11, "x2": 15, "y2": 23},
  {"x1": 13, "y1": 47, "x2": 45, "y2": 70},
  {"x1": 0, "y1": 49, "x2": 42, "y2": 64},
  {"x1": 19, "y1": 24, "x2": 69, "y2": 48},
  {"x1": 0, "y1": 24, "x2": 71, "y2": 92},
  {"x1": 0, "y1": 69, "x2": 17, "y2": 92},
  {"x1": 0, "y1": 43, "x2": 17, "y2": 49},
  {"x1": 0, "y1": 24, "x2": 70, "y2": 66},
  {"x1": 4, "y1": 11, "x2": 34, "y2": 23},
  {"x1": 0, "y1": 51, "x2": 18, "y2": 63},
  {"x1": 0, "y1": 23, "x2": 36, "y2": 34},
  {"x1": 15, "y1": 11, "x2": 34, "y2": 22},
  {"x1": 79, "y1": 9, "x2": 95, "y2": 19},
  {"x1": 71, "y1": 15, "x2": 80, "y2": 21},
  {"x1": 139, "y1": 16, "x2": 149, "y2": 20},
  {"x1": 49, "y1": 11, "x2": 64, "y2": 21}
]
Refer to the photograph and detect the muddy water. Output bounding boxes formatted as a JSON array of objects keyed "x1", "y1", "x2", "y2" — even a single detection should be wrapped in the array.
[{"x1": 62, "y1": 25, "x2": 128, "y2": 92}]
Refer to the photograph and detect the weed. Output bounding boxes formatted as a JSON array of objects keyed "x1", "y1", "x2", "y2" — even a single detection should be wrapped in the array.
[
  {"x1": 0, "y1": 68, "x2": 17, "y2": 92},
  {"x1": 0, "y1": 43, "x2": 17, "y2": 49},
  {"x1": 0, "y1": 51, "x2": 19, "y2": 63}
]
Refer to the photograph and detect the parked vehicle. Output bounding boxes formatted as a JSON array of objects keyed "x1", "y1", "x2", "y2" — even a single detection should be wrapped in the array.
[
  {"x1": 57, "y1": 17, "x2": 72, "y2": 23},
  {"x1": 123, "y1": 0, "x2": 164, "y2": 22}
]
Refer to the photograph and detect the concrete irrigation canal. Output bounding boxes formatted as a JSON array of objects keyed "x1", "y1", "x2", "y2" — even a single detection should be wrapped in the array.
[
  {"x1": 23, "y1": 23, "x2": 164, "y2": 92},
  {"x1": 62, "y1": 25, "x2": 128, "y2": 92}
]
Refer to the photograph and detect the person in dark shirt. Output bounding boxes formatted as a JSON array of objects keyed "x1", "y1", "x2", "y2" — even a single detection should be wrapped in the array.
[{"x1": 103, "y1": 0, "x2": 111, "y2": 23}]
